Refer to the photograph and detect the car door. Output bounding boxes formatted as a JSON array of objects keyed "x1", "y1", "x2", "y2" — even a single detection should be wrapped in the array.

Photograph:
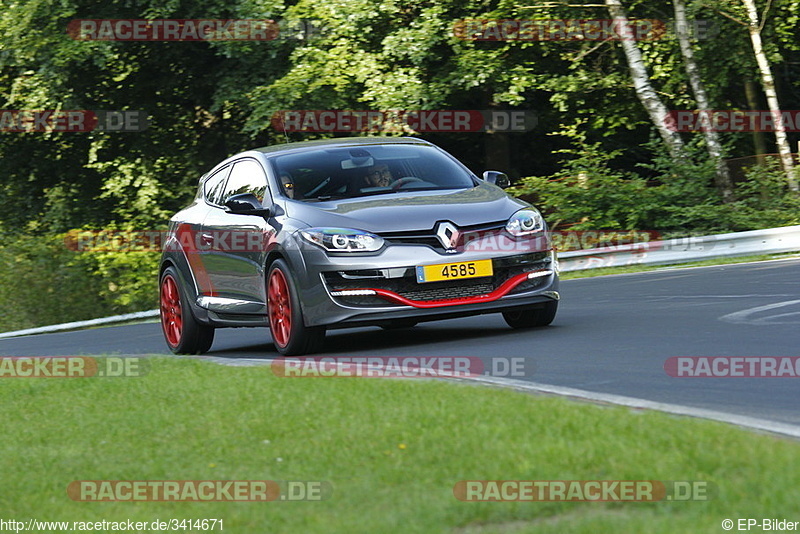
[
  {"x1": 170, "y1": 165, "x2": 230, "y2": 300},
  {"x1": 199, "y1": 158, "x2": 275, "y2": 312}
]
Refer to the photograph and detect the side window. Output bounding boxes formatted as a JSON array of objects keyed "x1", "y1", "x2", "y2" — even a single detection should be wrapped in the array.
[
  {"x1": 203, "y1": 165, "x2": 231, "y2": 205},
  {"x1": 222, "y1": 159, "x2": 269, "y2": 204}
]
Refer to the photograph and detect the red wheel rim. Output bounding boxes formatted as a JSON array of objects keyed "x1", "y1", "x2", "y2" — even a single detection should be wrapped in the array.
[
  {"x1": 160, "y1": 274, "x2": 182, "y2": 348},
  {"x1": 268, "y1": 269, "x2": 292, "y2": 347}
]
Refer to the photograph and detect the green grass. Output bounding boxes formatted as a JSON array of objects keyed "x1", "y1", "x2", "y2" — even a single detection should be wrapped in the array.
[
  {"x1": 2, "y1": 357, "x2": 799, "y2": 533},
  {"x1": 560, "y1": 252, "x2": 800, "y2": 280}
]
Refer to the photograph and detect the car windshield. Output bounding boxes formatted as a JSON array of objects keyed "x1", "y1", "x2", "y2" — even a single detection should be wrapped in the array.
[{"x1": 271, "y1": 144, "x2": 476, "y2": 201}]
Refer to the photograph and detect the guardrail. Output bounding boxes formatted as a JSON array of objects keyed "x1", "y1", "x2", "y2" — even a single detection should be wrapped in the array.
[
  {"x1": 1, "y1": 225, "x2": 799, "y2": 338},
  {"x1": 0, "y1": 310, "x2": 160, "y2": 340},
  {"x1": 558, "y1": 224, "x2": 800, "y2": 272}
]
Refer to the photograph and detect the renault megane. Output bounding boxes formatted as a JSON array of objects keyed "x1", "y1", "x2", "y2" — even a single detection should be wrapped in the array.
[{"x1": 159, "y1": 137, "x2": 559, "y2": 355}]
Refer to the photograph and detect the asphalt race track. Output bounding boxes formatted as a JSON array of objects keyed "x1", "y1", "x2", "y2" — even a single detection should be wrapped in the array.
[{"x1": 3, "y1": 259, "x2": 799, "y2": 426}]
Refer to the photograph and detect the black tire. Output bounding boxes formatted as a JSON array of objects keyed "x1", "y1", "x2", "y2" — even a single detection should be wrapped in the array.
[
  {"x1": 267, "y1": 259, "x2": 326, "y2": 356},
  {"x1": 502, "y1": 300, "x2": 558, "y2": 329},
  {"x1": 160, "y1": 266, "x2": 215, "y2": 354}
]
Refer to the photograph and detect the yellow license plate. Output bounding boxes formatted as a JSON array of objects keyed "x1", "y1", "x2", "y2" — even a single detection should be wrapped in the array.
[{"x1": 415, "y1": 259, "x2": 493, "y2": 283}]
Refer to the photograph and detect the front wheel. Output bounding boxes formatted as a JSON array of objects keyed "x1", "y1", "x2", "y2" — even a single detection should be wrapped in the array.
[
  {"x1": 267, "y1": 259, "x2": 326, "y2": 355},
  {"x1": 502, "y1": 300, "x2": 558, "y2": 329},
  {"x1": 160, "y1": 266, "x2": 215, "y2": 354}
]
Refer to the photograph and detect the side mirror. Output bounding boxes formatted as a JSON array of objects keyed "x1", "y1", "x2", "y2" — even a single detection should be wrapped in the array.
[
  {"x1": 224, "y1": 193, "x2": 271, "y2": 217},
  {"x1": 482, "y1": 171, "x2": 511, "y2": 188}
]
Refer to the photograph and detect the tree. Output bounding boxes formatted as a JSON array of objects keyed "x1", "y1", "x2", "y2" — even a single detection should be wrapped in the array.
[
  {"x1": 0, "y1": 0, "x2": 287, "y2": 232},
  {"x1": 674, "y1": 0, "x2": 736, "y2": 202},
  {"x1": 605, "y1": 0, "x2": 687, "y2": 161},
  {"x1": 740, "y1": 0, "x2": 798, "y2": 191}
]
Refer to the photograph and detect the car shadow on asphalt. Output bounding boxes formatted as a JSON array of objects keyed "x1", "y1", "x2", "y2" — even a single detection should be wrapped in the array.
[{"x1": 204, "y1": 321, "x2": 562, "y2": 360}]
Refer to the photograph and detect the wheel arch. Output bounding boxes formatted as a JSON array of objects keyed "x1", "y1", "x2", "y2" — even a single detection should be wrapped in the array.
[{"x1": 159, "y1": 253, "x2": 210, "y2": 326}]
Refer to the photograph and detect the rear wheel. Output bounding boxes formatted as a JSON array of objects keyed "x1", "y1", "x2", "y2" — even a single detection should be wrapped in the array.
[
  {"x1": 267, "y1": 259, "x2": 326, "y2": 355},
  {"x1": 502, "y1": 300, "x2": 558, "y2": 329},
  {"x1": 160, "y1": 266, "x2": 214, "y2": 354}
]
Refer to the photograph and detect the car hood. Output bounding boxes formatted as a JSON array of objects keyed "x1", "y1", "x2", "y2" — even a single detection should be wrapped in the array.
[{"x1": 282, "y1": 183, "x2": 529, "y2": 232}]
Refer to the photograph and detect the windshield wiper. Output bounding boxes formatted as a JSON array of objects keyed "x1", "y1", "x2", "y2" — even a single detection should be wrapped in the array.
[
  {"x1": 308, "y1": 194, "x2": 347, "y2": 202},
  {"x1": 308, "y1": 188, "x2": 446, "y2": 202}
]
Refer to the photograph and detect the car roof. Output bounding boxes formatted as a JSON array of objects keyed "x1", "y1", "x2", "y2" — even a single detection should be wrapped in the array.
[
  {"x1": 201, "y1": 137, "x2": 436, "y2": 182},
  {"x1": 253, "y1": 136, "x2": 431, "y2": 157}
]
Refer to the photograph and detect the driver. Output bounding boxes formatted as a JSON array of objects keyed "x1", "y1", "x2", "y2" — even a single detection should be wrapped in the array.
[
  {"x1": 279, "y1": 173, "x2": 295, "y2": 199},
  {"x1": 363, "y1": 164, "x2": 393, "y2": 187}
]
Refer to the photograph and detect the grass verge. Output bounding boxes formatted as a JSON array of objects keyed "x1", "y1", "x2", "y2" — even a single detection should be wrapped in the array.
[{"x1": 1, "y1": 357, "x2": 798, "y2": 533}]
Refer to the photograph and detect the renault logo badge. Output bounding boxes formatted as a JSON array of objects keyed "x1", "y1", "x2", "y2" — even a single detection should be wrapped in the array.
[{"x1": 435, "y1": 221, "x2": 460, "y2": 251}]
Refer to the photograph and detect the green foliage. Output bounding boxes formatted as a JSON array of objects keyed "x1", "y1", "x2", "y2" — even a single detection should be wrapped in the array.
[
  {"x1": 0, "y1": 225, "x2": 160, "y2": 333},
  {"x1": 642, "y1": 140, "x2": 800, "y2": 235},
  {"x1": 733, "y1": 161, "x2": 800, "y2": 226},
  {"x1": 79, "y1": 248, "x2": 160, "y2": 311},
  {"x1": 512, "y1": 129, "x2": 800, "y2": 237},
  {"x1": 509, "y1": 125, "x2": 654, "y2": 230},
  {"x1": 72, "y1": 222, "x2": 163, "y2": 312},
  {"x1": 0, "y1": 233, "x2": 114, "y2": 332}
]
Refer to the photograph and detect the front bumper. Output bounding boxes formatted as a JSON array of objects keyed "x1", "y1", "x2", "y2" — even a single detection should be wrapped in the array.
[{"x1": 297, "y1": 244, "x2": 559, "y2": 327}]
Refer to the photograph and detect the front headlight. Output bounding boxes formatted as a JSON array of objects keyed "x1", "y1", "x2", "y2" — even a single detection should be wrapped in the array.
[
  {"x1": 506, "y1": 208, "x2": 544, "y2": 237},
  {"x1": 299, "y1": 228, "x2": 384, "y2": 253}
]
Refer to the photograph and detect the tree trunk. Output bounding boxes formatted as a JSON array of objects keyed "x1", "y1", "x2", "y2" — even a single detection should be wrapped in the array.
[
  {"x1": 605, "y1": 0, "x2": 687, "y2": 161},
  {"x1": 485, "y1": 132, "x2": 511, "y2": 177},
  {"x1": 743, "y1": 79, "x2": 768, "y2": 166},
  {"x1": 673, "y1": 0, "x2": 735, "y2": 202},
  {"x1": 741, "y1": 0, "x2": 798, "y2": 191}
]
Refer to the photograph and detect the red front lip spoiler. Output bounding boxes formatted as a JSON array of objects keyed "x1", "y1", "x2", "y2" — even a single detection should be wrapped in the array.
[{"x1": 332, "y1": 269, "x2": 553, "y2": 309}]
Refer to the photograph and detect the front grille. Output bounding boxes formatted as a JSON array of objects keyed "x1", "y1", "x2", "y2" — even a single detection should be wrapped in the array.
[
  {"x1": 378, "y1": 221, "x2": 507, "y2": 252},
  {"x1": 324, "y1": 251, "x2": 551, "y2": 307},
  {"x1": 402, "y1": 281, "x2": 495, "y2": 302}
]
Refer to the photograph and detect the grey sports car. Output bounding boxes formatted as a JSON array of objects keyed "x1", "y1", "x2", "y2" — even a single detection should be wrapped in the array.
[{"x1": 159, "y1": 137, "x2": 559, "y2": 355}]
